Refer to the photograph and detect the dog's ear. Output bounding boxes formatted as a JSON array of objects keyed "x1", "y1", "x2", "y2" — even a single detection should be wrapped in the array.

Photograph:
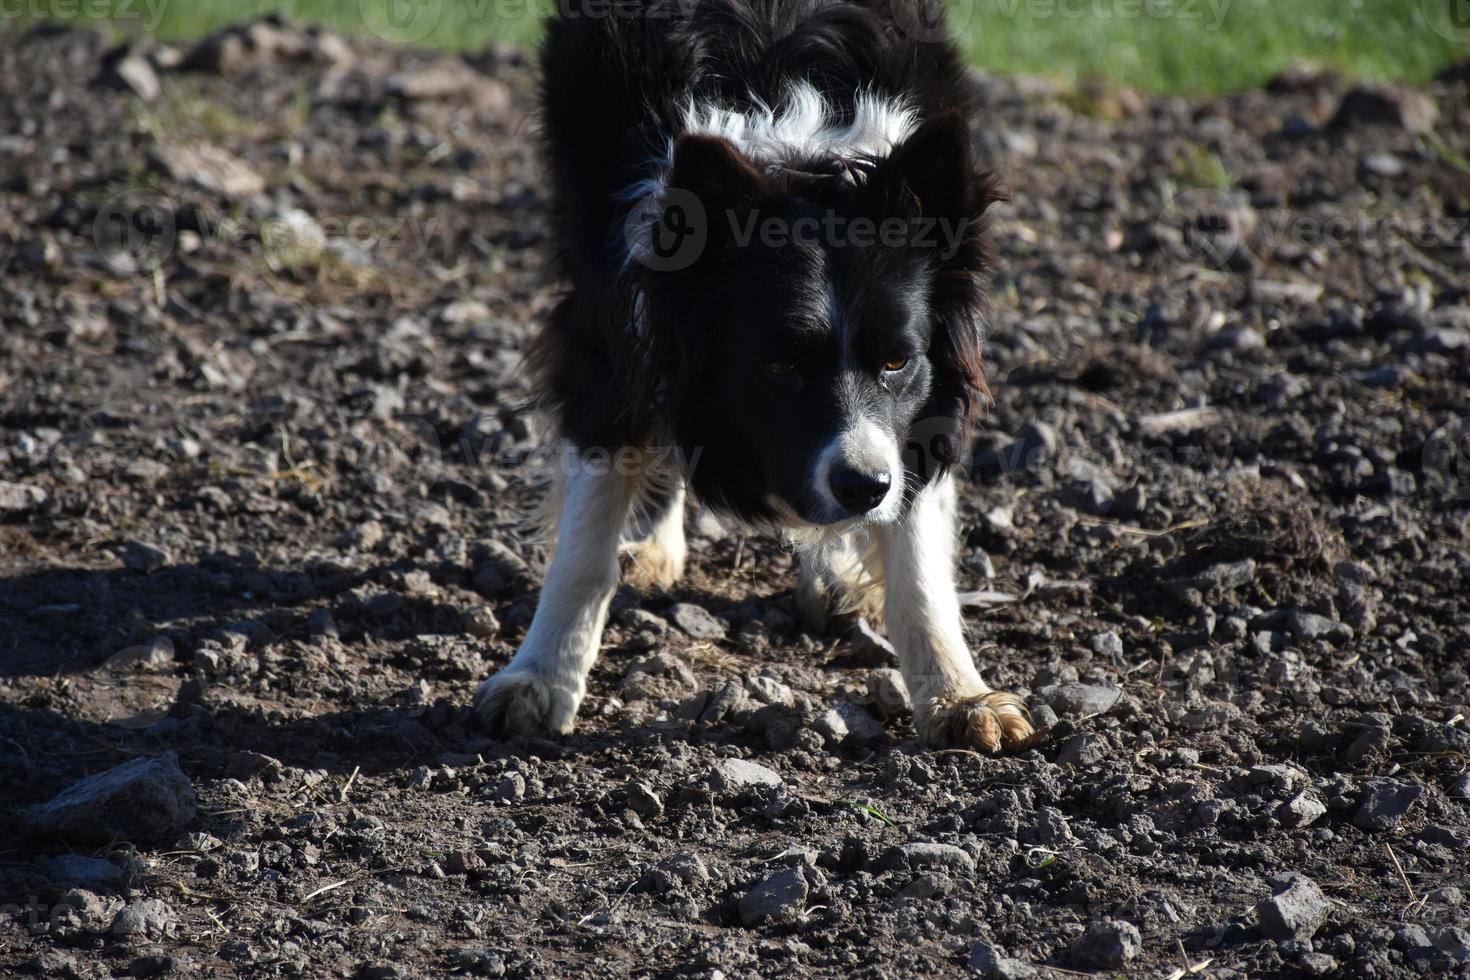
[
  {"x1": 670, "y1": 133, "x2": 764, "y2": 211},
  {"x1": 873, "y1": 112, "x2": 1004, "y2": 224}
]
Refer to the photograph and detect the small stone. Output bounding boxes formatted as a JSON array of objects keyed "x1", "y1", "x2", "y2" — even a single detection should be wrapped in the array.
[
  {"x1": 42, "y1": 854, "x2": 123, "y2": 887},
  {"x1": 1427, "y1": 886, "x2": 1463, "y2": 906},
  {"x1": 111, "y1": 899, "x2": 174, "y2": 940},
  {"x1": 122, "y1": 540, "x2": 170, "y2": 572},
  {"x1": 738, "y1": 868, "x2": 808, "y2": 926},
  {"x1": 814, "y1": 702, "x2": 885, "y2": 747},
  {"x1": 1040, "y1": 682, "x2": 1121, "y2": 716},
  {"x1": 1208, "y1": 326, "x2": 1266, "y2": 351},
  {"x1": 1090, "y1": 631, "x2": 1124, "y2": 659},
  {"x1": 1353, "y1": 779, "x2": 1423, "y2": 831},
  {"x1": 1059, "y1": 477, "x2": 1113, "y2": 516},
  {"x1": 968, "y1": 943, "x2": 1037, "y2": 979},
  {"x1": 1331, "y1": 85, "x2": 1439, "y2": 133},
  {"x1": 1277, "y1": 792, "x2": 1327, "y2": 829},
  {"x1": 0, "y1": 480, "x2": 47, "y2": 512},
  {"x1": 460, "y1": 604, "x2": 500, "y2": 639},
  {"x1": 443, "y1": 850, "x2": 485, "y2": 874},
  {"x1": 152, "y1": 142, "x2": 265, "y2": 199},
  {"x1": 709, "y1": 758, "x2": 782, "y2": 792},
  {"x1": 888, "y1": 842, "x2": 975, "y2": 876},
  {"x1": 24, "y1": 752, "x2": 196, "y2": 844},
  {"x1": 1067, "y1": 920, "x2": 1143, "y2": 969},
  {"x1": 1359, "y1": 152, "x2": 1405, "y2": 178},
  {"x1": 850, "y1": 618, "x2": 898, "y2": 667},
  {"x1": 1055, "y1": 733, "x2": 1106, "y2": 767},
  {"x1": 1414, "y1": 825, "x2": 1468, "y2": 849},
  {"x1": 626, "y1": 782, "x2": 663, "y2": 818},
  {"x1": 866, "y1": 668, "x2": 910, "y2": 717},
  {"x1": 1258, "y1": 874, "x2": 1330, "y2": 940},
  {"x1": 669, "y1": 602, "x2": 727, "y2": 640},
  {"x1": 1451, "y1": 772, "x2": 1470, "y2": 799},
  {"x1": 103, "y1": 636, "x2": 174, "y2": 672}
]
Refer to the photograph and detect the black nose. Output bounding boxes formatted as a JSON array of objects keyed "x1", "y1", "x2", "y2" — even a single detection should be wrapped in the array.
[{"x1": 829, "y1": 465, "x2": 891, "y2": 514}]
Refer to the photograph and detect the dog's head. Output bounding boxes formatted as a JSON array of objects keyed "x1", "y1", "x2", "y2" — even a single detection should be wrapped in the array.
[{"x1": 632, "y1": 113, "x2": 1002, "y2": 526}]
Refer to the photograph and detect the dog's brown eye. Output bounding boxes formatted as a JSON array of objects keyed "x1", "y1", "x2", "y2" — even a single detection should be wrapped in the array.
[
  {"x1": 882, "y1": 357, "x2": 910, "y2": 373},
  {"x1": 767, "y1": 361, "x2": 798, "y2": 379}
]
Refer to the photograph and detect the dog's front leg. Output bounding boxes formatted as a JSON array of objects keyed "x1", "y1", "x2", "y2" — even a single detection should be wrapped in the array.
[
  {"x1": 475, "y1": 448, "x2": 639, "y2": 735},
  {"x1": 878, "y1": 473, "x2": 1033, "y2": 752}
]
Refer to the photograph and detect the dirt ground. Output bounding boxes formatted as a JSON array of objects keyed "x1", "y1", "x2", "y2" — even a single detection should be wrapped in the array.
[{"x1": 2, "y1": 18, "x2": 1469, "y2": 980}]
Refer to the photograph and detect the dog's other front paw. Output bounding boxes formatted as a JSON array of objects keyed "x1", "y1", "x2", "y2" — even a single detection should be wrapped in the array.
[
  {"x1": 918, "y1": 691, "x2": 1034, "y2": 753},
  {"x1": 474, "y1": 671, "x2": 579, "y2": 736},
  {"x1": 623, "y1": 537, "x2": 685, "y2": 591}
]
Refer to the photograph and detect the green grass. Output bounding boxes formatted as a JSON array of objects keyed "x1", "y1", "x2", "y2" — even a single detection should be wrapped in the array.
[{"x1": 6, "y1": 0, "x2": 1467, "y2": 94}]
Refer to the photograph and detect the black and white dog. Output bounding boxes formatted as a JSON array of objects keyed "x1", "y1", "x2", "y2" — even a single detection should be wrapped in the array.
[{"x1": 475, "y1": 0, "x2": 1033, "y2": 752}]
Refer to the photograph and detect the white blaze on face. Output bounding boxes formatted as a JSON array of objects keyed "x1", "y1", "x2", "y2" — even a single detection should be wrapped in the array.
[{"x1": 813, "y1": 417, "x2": 903, "y2": 522}]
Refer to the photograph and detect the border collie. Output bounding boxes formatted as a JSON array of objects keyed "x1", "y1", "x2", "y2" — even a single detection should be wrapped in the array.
[{"x1": 475, "y1": 0, "x2": 1033, "y2": 752}]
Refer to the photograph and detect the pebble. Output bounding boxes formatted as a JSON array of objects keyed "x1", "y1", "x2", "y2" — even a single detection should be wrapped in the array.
[
  {"x1": 1067, "y1": 920, "x2": 1142, "y2": 969},
  {"x1": 1090, "y1": 631, "x2": 1124, "y2": 658},
  {"x1": 1039, "y1": 682, "x2": 1121, "y2": 716},
  {"x1": 968, "y1": 943, "x2": 1037, "y2": 979},
  {"x1": 1277, "y1": 791, "x2": 1327, "y2": 829},
  {"x1": 1258, "y1": 874, "x2": 1330, "y2": 940},
  {"x1": 24, "y1": 752, "x2": 197, "y2": 844},
  {"x1": 111, "y1": 899, "x2": 174, "y2": 940},
  {"x1": 709, "y1": 758, "x2": 782, "y2": 792},
  {"x1": 626, "y1": 782, "x2": 663, "y2": 818},
  {"x1": 122, "y1": 539, "x2": 171, "y2": 572},
  {"x1": 0, "y1": 480, "x2": 47, "y2": 511},
  {"x1": 1353, "y1": 779, "x2": 1423, "y2": 831},
  {"x1": 866, "y1": 668, "x2": 910, "y2": 717},
  {"x1": 42, "y1": 854, "x2": 123, "y2": 886},
  {"x1": 886, "y1": 842, "x2": 975, "y2": 876},
  {"x1": 814, "y1": 702, "x2": 885, "y2": 747},
  {"x1": 850, "y1": 618, "x2": 898, "y2": 667},
  {"x1": 738, "y1": 868, "x2": 808, "y2": 926},
  {"x1": 669, "y1": 602, "x2": 727, "y2": 640}
]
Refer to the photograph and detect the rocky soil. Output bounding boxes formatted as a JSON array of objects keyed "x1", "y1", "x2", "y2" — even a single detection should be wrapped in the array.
[{"x1": 2, "y1": 18, "x2": 1469, "y2": 980}]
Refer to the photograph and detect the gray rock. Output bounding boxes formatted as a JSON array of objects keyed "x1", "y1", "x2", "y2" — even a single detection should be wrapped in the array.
[
  {"x1": 50, "y1": 889, "x2": 123, "y2": 937},
  {"x1": 1426, "y1": 886, "x2": 1463, "y2": 907},
  {"x1": 1435, "y1": 927, "x2": 1470, "y2": 961},
  {"x1": 814, "y1": 702, "x2": 885, "y2": 747},
  {"x1": 24, "y1": 752, "x2": 196, "y2": 844},
  {"x1": 709, "y1": 758, "x2": 782, "y2": 792},
  {"x1": 866, "y1": 668, "x2": 910, "y2": 717},
  {"x1": 1055, "y1": 733, "x2": 1106, "y2": 767},
  {"x1": 1059, "y1": 477, "x2": 1113, "y2": 516},
  {"x1": 122, "y1": 539, "x2": 171, "y2": 572},
  {"x1": 1068, "y1": 920, "x2": 1142, "y2": 969},
  {"x1": 626, "y1": 782, "x2": 663, "y2": 818},
  {"x1": 669, "y1": 602, "x2": 727, "y2": 640},
  {"x1": 1258, "y1": 874, "x2": 1330, "y2": 940},
  {"x1": 1040, "y1": 682, "x2": 1121, "y2": 716},
  {"x1": 1277, "y1": 792, "x2": 1327, "y2": 829},
  {"x1": 42, "y1": 854, "x2": 123, "y2": 886},
  {"x1": 1208, "y1": 326, "x2": 1265, "y2": 350},
  {"x1": 1331, "y1": 85, "x2": 1439, "y2": 133},
  {"x1": 968, "y1": 943, "x2": 1037, "y2": 978},
  {"x1": 1090, "y1": 631, "x2": 1124, "y2": 659},
  {"x1": 738, "y1": 868, "x2": 808, "y2": 926},
  {"x1": 887, "y1": 842, "x2": 975, "y2": 876},
  {"x1": 1415, "y1": 825, "x2": 1469, "y2": 849},
  {"x1": 0, "y1": 481, "x2": 47, "y2": 512},
  {"x1": 111, "y1": 899, "x2": 174, "y2": 940},
  {"x1": 1359, "y1": 152, "x2": 1405, "y2": 178},
  {"x1": 1353, "y1": 779, "x2": 1423, "y2": 831},
  {"x1": 102, "y1": 636, "x2": 174, "y2": 672}
]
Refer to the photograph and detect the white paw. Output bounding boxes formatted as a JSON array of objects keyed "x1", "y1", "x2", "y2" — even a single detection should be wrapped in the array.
[
  {"x1": 917, "y1": 691, "x2": 1035, "y2": 753},
  {"x1": 474, "y1": 670, "x2": 580, "y2": 736},
  {"x1": 623, "y1": 536, "x2": 685, "y2": 591}
]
